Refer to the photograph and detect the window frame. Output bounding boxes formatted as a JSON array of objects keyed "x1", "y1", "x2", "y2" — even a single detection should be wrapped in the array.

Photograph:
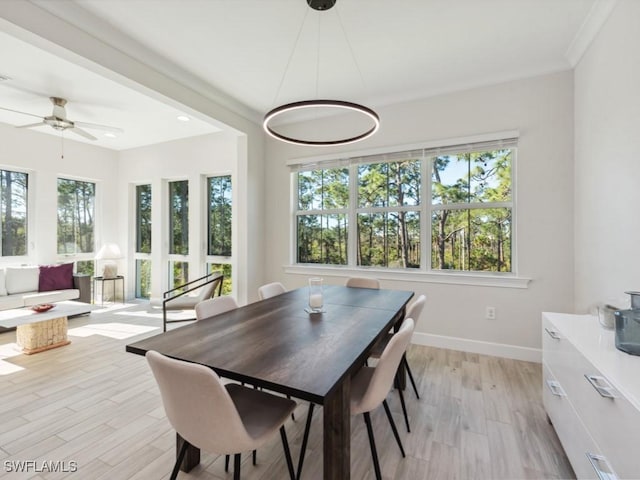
[
  {"x1": 288, "y1": 132, "x2": 529, "y2": 288},
  {"x1": 56, "y1": 175, "x2": 97, "y2": 265},
  {"x1": 133, "y1": 183, "x2": 152, "y2": 299},
  {"x1": 205, "y1": 174, "x2": 233, "y2": 295},
  {"x1": 0, "y1": 167, "x2": 30, "y2": 259}
]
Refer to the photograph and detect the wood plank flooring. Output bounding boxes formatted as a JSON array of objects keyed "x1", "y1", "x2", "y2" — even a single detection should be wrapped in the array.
[{"x1": 0, "y1": 302, "x2": 575, "y2": 479}]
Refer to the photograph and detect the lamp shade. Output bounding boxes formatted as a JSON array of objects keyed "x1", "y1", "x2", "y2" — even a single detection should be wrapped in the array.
[{"x1": 96, "y1": 243, "x2": 122, "y2": 260}]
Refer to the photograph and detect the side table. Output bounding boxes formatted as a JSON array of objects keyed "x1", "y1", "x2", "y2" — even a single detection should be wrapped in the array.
[{"x1": 93, "y1": 275, "x2": 125, "y2": 305}]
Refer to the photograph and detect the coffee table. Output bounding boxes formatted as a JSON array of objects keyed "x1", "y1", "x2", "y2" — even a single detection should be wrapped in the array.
[{"x1": 0, "y1": 302, "x2": 92, "y2": 354}]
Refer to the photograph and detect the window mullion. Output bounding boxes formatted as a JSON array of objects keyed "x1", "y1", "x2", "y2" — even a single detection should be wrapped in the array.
[
  {"x1": 348, "y1": 163, "x2": 358, "y2": 267},
  {"x1": 422, "y1": 155, "x2": 430, "y2": 271}
]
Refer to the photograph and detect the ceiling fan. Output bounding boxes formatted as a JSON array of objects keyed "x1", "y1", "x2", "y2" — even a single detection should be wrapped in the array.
[{"x1": 0, "y1": 96, "x2": 123, "y2": 140}]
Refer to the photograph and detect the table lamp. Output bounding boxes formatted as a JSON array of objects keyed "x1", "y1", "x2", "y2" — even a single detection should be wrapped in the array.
[{"x1": 96, "y1": 243, "x2": 122, "y2": 279}]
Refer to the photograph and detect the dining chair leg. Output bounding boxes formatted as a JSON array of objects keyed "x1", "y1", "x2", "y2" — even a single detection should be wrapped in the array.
[
  {"x1": 396, "y1": 380, "x2": 411, "y2": 433},
  {"x1": 403, "y1": 355, "x2": 420, "y2": 399},
  {"x1": 287, "y1": 394, "x2": 296, "y2": 421},
  {"x1": 382, "y1": 399, "x2": 406, "y2": 457},
  {"x1": 233, "y1": 453, "x2": 241, "y2": 480},
  {"x1": 363, "y1": 412, "x2": 382, "y2": 480},
  {"x1": 279, "y1": 426, "x2": 296, "y2": 480},
  {"x1": 225, "y1": 454, "x2": 229, "y2": 472},
  {"x1": 162, "y1": 307, "x2": 167, "y2": 333},
  {"x1": 252, "y1": 449, "x2": 257, "y2": 465},
  {"x1": 170, "y1": 439, "x2": 189, "y2": 480},
  {"x1": 296, "y1": 402, "x2": 315, "y2": 480}
]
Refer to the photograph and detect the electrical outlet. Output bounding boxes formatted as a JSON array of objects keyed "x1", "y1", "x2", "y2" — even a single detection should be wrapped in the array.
[{"x1": 486, "y1": 307, "x2": 496, "y2": 320}]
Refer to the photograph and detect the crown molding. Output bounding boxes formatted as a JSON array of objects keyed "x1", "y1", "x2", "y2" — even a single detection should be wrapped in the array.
[{"x1": 565, "y1": 0, "x2": 618, "y2": 67}]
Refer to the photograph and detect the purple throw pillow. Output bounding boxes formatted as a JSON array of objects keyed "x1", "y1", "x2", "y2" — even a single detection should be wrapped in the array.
[{"x1": 39, "y1": 263, "x2": 74, "y2": 292}]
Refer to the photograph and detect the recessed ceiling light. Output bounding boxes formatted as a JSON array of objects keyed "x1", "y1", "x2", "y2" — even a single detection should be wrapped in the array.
[
  {"x1": 177, "y1": 115, "x2": 190, "y2": 122},
  {"x1": 104, "y1": 132, "x2": 116, "y2": 138}
]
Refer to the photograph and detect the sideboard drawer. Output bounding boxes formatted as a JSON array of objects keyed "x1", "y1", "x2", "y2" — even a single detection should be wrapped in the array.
[
  {"x1": 543, "y1": 312, "x2": 640, "y2": 479},
  {"x1": 543, "y1": 363, "x2": 606, "y2": 479},
  {"x1": 560, "y1": 360, "x2": 640, "y2": 478}
]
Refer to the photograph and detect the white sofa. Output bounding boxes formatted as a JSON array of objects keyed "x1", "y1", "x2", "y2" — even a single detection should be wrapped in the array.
[{"x1": 0, "y1": 265, "x2": 86, "y2": 311}]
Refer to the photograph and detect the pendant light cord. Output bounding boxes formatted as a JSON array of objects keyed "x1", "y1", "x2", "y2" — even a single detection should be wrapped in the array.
[
  {"x1": 271, "y1": 6, "x2": 311, "y2": 106},
  {"x1": 335, "y1": 7, "x2": 369, "y2": 99}
]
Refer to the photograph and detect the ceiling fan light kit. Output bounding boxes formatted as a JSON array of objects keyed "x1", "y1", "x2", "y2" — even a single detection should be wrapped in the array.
[{"x1": 263, "y1": 0, "x2": 379, "y2": 147}]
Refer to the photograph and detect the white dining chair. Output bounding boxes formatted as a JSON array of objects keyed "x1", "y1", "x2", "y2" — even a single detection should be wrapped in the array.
[
  {"x1": 297, "y1": 318, "x2": 415, "y2": 480},
  {"x1": 369, "y1": 294, "x2": 426, "y2": 432},
  {"x1": 195, "y1": 296, "x2": 238, "y2": 320},
  {"x1": 258, "y1": 282, "x2": 287, "y2": 300},
  {"x1": 146, "y1": 350, "x2": 296, "y2": 480},
  {"x1": 345, "y1": 277, "x2": 380, "y2": 289}
]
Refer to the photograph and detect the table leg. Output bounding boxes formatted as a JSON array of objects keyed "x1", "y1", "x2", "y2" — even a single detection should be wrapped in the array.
[
  {"x1": 177, "y1": 433, "x2": 200, "y2": 472},
  {"x1": 324, "y1": 375, "x2": 350, "y2": 479}
]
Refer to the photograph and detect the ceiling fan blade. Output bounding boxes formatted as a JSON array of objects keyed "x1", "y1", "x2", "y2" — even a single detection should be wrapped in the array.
[
  {"x1": 74, "y1": 121, "x2": 123, "y2": 133},
  {"x1": 0, "y1": 106, "x2": 43, "y2": 119},
  {"x1": 70, "y1": 127, "x2": 97, "y2": 141},
  {"x1": 16, "y1": 122, "x2": 46, "y2": 129}
]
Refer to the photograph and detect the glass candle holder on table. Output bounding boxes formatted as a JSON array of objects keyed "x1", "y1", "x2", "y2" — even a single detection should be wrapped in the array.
[{"x1": 308, "y1": 277, "x2": 324, "y2": 313}]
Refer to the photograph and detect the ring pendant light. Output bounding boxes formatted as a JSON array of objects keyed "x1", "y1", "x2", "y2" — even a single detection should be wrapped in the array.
[{"x1": 263, "y1": 0, "x2": 379, "y2": 147}]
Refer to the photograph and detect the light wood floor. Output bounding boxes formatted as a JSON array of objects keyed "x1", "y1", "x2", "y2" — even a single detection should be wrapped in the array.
[{"x1": 0, "y1": 303, "x2": 575, "y2": 480}]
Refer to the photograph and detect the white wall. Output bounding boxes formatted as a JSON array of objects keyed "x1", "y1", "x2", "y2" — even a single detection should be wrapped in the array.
[
  {"x1": 0, "y1": 122, "x2": 119, "y2": 265},
  {"x1": 574, "y1": 0, "x2": 640, "y2": 312},
  {"x1": 264, "y1": 72, "x2": 575, "y2": 360}
]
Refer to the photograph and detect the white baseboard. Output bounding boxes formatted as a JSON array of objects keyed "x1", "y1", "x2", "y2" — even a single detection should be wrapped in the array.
[{"x1": 412, "y1": 332, "x2": 541, "y2": 363}]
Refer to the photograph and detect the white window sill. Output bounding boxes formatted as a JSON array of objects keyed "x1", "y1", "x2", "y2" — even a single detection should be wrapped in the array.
[{"x1": 283, "y1": 265, "x2": 531, "y2": 289}]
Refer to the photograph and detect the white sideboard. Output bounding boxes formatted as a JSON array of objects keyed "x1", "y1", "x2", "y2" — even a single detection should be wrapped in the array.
[{"x1": 542, "y1": 312, "x2": 640, "y2": 479}]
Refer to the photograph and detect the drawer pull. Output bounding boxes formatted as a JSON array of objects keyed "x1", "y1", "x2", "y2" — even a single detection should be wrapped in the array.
[
  {"x1": 586, "y1": 453, "x2": 618, "y2": 480},
  {"x1": 585, "y1": 375, "x2": 617, "y2": 399},
  {"x1": 544, "y1": 327, "x2": 560, "y2": 339},
  {"x1": 545, "y1": 379, "x2": 566, "y2": 397}
]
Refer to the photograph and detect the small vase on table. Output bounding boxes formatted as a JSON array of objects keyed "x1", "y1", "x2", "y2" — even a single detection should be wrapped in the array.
[{"x1": 308, "y1": 278, "x2": 324, "y2": 313}]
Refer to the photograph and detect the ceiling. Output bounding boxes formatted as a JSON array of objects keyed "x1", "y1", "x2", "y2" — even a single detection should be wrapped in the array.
[{"x1": 0, "y1": 0, "x2": 605, "y2": 151}]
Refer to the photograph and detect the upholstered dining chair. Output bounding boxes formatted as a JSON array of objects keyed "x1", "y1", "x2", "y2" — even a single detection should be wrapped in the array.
[
  {"x1": 297, "y1": 318, "x2": 415, "y2": 480},
  {"x1": 369, "y1": 294, "x2": 426, "y2": 432},
  {"x1": 146, "y1": 351, "x2": 296, "y2": 480},
  {"x1": 195, "y1": 296, "x2": 239, "y2": 320},
  {"x1": 345, "y1": 277, "x2": 380, "y2": 289},
  {"x1": 257, "y1": 281, "x2": 287, "y2": 300},
  {"x1": 256, "y1": 281, "x2": 296, "y2": 421}
]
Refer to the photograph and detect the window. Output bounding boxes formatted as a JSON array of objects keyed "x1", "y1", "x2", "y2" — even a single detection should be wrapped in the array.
[
  {"x1": 207, "y1": 175, "x2": 232, "y2": 256},
  {"x1": 136, "y1": 184, "x2": 152, "y2": 254},
  {"x1": 294, "y1": 137, "x2": 516, "y2": 273},
  {"x1": 169, "y1": 261, "x2": 188, "y2": 290},
  {"x1": 135, "y1": 184, "x2": 152, "y2": 298},
  {"x1": 169, "y1": 180, "x2": 188, "y2": 255},
  {"x1": 0, "y1": 169, "x2": 28, "y2": 256},
  {"x1": 297, "y1": 168, "x2": 348, "y2": 264},
  {"x1": 57, "y1": 178, "x2": 95, "y2": 254},
  {"x1": 136, "y1": 259, "x2": 151, "y2": 299},
  {"x1": 432, "y1": 149, "x2": 512, "y2": 272},
  {"x1": 205, "y1": 175, "x2": 233, "y2": 294},
  {"x1": 207, "y1": 263, "x2": 232, "y2": 295}
]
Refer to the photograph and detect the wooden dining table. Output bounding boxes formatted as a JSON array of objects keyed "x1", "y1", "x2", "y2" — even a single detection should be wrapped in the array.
[{"x1": 126, "y1": 285, "x2": 414, "y2": 479}]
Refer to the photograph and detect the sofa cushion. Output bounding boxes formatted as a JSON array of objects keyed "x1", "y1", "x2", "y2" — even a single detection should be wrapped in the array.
[
  {"x1": 0, "y1": 269, "x2": 6, "y2": 296},
  {"x1": 5, "y1": 266, "x2": 40, "y2": 295},
  {"x1": 23, "y1": 289, "x2": 80, "y2": 306},
  {"x1": 39, "y1": 263, "x2": 74, "y2": 292},
  {"x1": 0, "y1": 293, "x2": 25, "y2": 310}
]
